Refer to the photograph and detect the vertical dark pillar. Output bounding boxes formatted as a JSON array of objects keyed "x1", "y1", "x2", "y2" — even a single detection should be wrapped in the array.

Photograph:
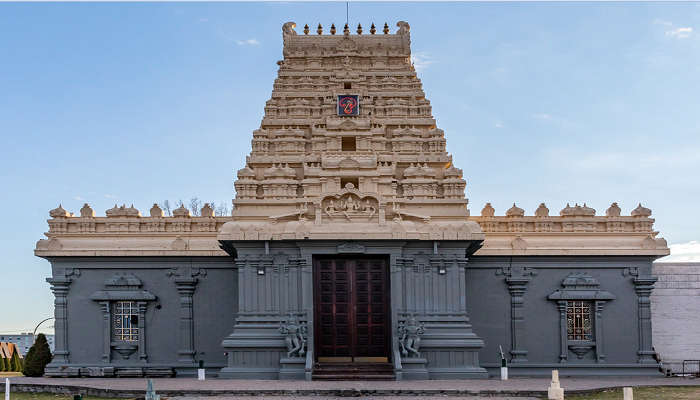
[
  {"x1": 99, "y1": 301, "x2": 111, "y2": 362},
  {"x1": 175, "y1": 277, "x2": 198, "y2": 364},
  {"x1": 46, "y1": 277, "x2": 72, "y2": 364},
  {"x1": 557, "y1": 301, "x2": 568, "y2": 363},
  {"x1": 498, "y1": 266, "x2": 536, "y2": 363},
  {"x1": 634, "y1": 277, "x2": 657, "y2": 363},
  {"x1": 594, "y1": 301, "x2": 605, "y2": 362},
  {"x1": 506, "y1": 276, "x2": 530, "y2": 362},
  {"x1": 138, "y1": 301, "x2": 148, "y2": 362}
]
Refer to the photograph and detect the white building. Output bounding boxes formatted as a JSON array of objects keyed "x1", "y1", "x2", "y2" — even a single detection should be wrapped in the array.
[
  {"x1": 651, "y1": 262, "x2": 700, "y2": 374},
  {"x1": 0, "y1": 333, "x2": 55, "y2": 356}
]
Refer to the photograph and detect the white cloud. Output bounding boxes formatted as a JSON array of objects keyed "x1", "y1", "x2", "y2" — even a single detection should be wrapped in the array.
[
  {"x1": 411, "y1": 52, "x2": 434, "y2": 72},
  {"x1": 494, "y1": 121, "x2": 504, "y2": 128},
  {"x1": 656, "y1": 241, "x2": 700, "y2": 262},
  {"x1": 666, "y1": 27, "x2": 693, "y2": 39},
  {"x1": 532, "y1": 113, "x2": 552, "y2": 120},
  {"x1": 655, "y1": 19, "x2": 694, "y2": 39},
  {"x1": 104, "y1": 194, "x2": 117, "y2": 199},
  {"x1": 198, "y1": 17, "x2": 209, "y2": 23},
  {"x1": 236, "y1": 39, "x2": 260, "y2": 46},
  {"x1": 73, "y1": 196, "x2": 85, "y2": 201},
  {"x1": 653, "y1": 19, "x2": 673, "y2": 27}
]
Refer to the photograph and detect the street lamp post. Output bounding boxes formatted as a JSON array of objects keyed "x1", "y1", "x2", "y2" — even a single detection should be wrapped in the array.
[{"x1": 32, "y1": 317, "x2": 54, "y2": 344}]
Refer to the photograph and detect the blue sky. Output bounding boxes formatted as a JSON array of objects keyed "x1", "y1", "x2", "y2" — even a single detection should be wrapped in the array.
[{"x1": 1, "y1": 2, "x2": 699, "y2": 334}]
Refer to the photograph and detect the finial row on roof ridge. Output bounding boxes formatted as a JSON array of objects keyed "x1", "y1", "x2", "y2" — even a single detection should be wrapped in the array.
[
  {"x1": 49, "y1": 203, "x2": 219, "y2": 218},
  {"x1": 479, "y1": 202, "x2": 653, "y2": 218},
  {"x1": 284, "y1": 21, "x2": 409, "y2": 36}
]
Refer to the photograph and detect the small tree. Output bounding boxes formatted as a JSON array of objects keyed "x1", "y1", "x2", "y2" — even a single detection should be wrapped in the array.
[
  {"x1": 0, "y1": 354, "x2": 7, "y2": 372},
  {"x1": 11, "y1": 350, "x2": 23, "y2": 372},
  {"x1": 189, "y1": 197, "x2": 202, "y2": 216},
  {"x1": 160, "y1": 200, "x2": 172, "y2": 216},
  {"x1": 23, "y1": 334, "x2": 52, "y2": 377}
]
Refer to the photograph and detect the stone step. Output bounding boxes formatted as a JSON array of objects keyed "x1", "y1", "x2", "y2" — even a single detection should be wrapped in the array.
[
  {"x1": 312, "y1": 373, "x2": 396, "y2": 381},
  {"x1": 312, "y1": 362, "x2": 395, "y2": 380}
]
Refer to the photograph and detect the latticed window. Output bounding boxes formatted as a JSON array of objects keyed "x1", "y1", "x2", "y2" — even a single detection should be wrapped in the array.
[
  {"x1": 566, "y1": 301, "x2": 593, "y2": 340},
  {"x1": 113, "y1": 301, "x2": 139, "y2": 342}
]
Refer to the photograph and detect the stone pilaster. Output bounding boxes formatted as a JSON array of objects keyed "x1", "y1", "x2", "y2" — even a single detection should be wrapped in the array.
[
  {"x1": 174, "y1": 277, "x2": 198, "y2": 364},
  {"x1": 99, "y1": 301, "x2": 111, "y2": 363},
  {"x1": 46, "y1": 276, "x2": 72, "y2": 364},
  {"x1": 497, "y1": 266, "x2": 536, "y2": 363},
  {"x1": 557, "y1": 301, "x2": 568, "y2": 363},
  {"x1": 634, "y1": 277, "x2": 657, "y2": 363},
  {"x1": 594, "y1": 301, "x2": 606, "y2": 362},
  {"x1": 138, "y1": 301, "x2": 148, "y2": 362}
]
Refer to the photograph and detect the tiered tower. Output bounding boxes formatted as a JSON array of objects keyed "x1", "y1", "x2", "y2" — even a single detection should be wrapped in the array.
[{"x1": 220, "y1": 21, "x2": 482, "y2": 241}]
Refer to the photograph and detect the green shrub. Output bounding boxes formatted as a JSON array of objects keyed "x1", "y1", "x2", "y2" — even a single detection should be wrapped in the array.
[
  {"x1": 11, "y1": 350, "x2": 23, "y2": 372},
  {"x1": 22, "y1": 334, "x2": 52, "y2": 377},
  {"x1": 0, "y1": 355, "x2": 6, "y2": 372}
]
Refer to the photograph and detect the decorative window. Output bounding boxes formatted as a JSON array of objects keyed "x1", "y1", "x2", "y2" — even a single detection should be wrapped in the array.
[
  {"x1": 90, "y1": 273, "x2": 156, "y2": 362},
  {"x1": 548, "y1": 273, "x2": 615, "y2": 363},
  {"x1": 566, "y1": 301, "x2": 593, "y2": 341},
  {"x1": 113, "y1": 301, "x2": 139, "y2": 342}
]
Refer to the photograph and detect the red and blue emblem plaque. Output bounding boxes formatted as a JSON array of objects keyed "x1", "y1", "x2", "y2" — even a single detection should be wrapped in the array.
[{"x1": 337, "y1": 95, "x2": 359, "y2": 116}]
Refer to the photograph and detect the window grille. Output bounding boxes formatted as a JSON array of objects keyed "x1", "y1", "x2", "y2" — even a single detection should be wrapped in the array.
[
  {"x1": 113, "y1": 301, "x2": 139, "y2": 342},
  {"x1": 566, "y1": 301, "x2": 592, "y2": 340}
]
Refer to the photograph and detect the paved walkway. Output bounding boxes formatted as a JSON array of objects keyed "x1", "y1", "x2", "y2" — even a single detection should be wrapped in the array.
[{"x1": 4, "y1": 376, "x2": 699, "y2": 398}]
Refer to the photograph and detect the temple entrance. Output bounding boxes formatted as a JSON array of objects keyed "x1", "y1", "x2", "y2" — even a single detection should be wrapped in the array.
[{"x1": 313, "y1": 256, "x2": 390, "y2": 363}]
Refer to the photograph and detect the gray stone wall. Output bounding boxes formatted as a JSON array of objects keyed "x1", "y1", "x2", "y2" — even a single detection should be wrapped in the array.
[
  {"x1": 467, "y1": 256, "x2": 659, "y2": 376},
  {"x1": 41, "y1": 249, "x2": 662, "y2": 378},
  {"x1": 651, "y1": 262, "x2": 700, "y2": 373},
  {"x1": 45, "y1": 257, "x2": 236, "y2": 377}
]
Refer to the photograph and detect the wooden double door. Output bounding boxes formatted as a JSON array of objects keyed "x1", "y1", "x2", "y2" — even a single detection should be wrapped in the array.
[{"x1": 314, "y1": 257, "x2": 390, "y2": 362}]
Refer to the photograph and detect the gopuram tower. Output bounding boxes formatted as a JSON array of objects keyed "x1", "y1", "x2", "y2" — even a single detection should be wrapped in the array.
[{"x1": 217, "y1": 21, "x2": 488, "y2": 379}]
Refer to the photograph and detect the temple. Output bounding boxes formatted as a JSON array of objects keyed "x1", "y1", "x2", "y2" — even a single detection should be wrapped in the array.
[{"x1": 36, "y1": 21, "x2": 669, "y2": 379}]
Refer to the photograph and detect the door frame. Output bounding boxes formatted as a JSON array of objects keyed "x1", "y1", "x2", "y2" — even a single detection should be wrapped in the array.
[{"x1": 312, "y1": 254, "x2": 392, "y2": 363}]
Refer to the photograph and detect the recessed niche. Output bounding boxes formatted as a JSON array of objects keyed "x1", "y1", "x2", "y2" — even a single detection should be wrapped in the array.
[
  {"x1": 341, "y1": 177, "x2": 359, "y2": 190},
  {"x1": 344, "y1": 82, "x2": 352, "y2": 89},
  {"x1": 342, "y1": 136, "x2": 356, "y2": 151}
]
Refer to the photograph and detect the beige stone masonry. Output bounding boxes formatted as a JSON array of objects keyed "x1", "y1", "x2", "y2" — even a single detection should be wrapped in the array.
[
  {"x1": 36, "y1": 202, "x2": 668, "y2": 257},
  {"x1": 35, "y1": 22, "x2": 668, "y2": 258}
]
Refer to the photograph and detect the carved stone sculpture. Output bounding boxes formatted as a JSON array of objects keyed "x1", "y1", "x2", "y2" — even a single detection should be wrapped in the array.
[
  {"x1": 279, "y1": 314, "x2": 307, "y2": 358},
  {"x1": 398, "y1": 315, "x2": 425, "y2": 358}
]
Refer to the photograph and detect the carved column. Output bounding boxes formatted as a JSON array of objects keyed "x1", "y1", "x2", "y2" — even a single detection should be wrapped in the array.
[
  {"x1": 46, "y1": 277, "x2": 72, "y2": 364},
  {"x1": 175, "y1": 277, "x2": 198, "y2": 364},
  {"x1": 99, "y1": 301, "x2": 111, "y2": 362},
  {"x1": 498, "y1": 266, "x2": 536, "y2": 363},
  {"x1": 594, "y1": 301, "x2": 605, "y2": 362},
  {"x1": 507, "y1": 276, "x2": 530, "y2": 362},
  {"x1": 557, "y1": 301, "x2": 568, "y2": 363},
  {"x1": 138, "y1": 301, "x2": 148, "y2": 362},
  {"x1": 634, "y1": 277, "x2": 657, "y2": 363}
]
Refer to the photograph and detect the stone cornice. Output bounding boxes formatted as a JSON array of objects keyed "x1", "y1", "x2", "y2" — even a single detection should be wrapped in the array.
[{"x1": 36, "y1": 211, "x2": 668, "y2": 257}]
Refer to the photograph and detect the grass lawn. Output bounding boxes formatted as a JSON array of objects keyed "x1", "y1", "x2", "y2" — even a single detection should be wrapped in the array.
[
  {"x1": 560, "y1": 386, "x2": 700, "y2": 399},
  {"x1": 0, "y1": 372, "x2": 23, "y2": 377}
]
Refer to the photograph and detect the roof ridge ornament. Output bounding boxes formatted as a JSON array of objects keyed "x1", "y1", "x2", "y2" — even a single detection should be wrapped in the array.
[
  {"x1": 481, "y1": 203, "x2": 495, "y2": 217},
  {"x1": 631, "y1": 203, "x2": 652, "y2": 217},
  {"x1": 560, "y1": 203, "x2": 595, "y2": 217},
  {"x1": 606, "y1": 202, "x2": 621, "y2": 217},
  {"x1": 535, "y1": 203, "x2": 549, "y2": 217},
  {"x1": 506, "y1": 203, "x2": 525, "y2": 217},
  {"x1": 49, "y1": 204, "x2": 70, "y2": 218},
  {"x1": 282, "y1": 22, "x2": 297, "y2": 37},
  {"x1": 80, "y1": 203, "x2": 95, "y2": 218}
]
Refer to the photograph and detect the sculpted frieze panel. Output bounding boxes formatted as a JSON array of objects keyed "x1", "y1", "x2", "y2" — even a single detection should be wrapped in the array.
[{"x1": 322, "y1": 192, "x2": 378, "y2": 222}]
